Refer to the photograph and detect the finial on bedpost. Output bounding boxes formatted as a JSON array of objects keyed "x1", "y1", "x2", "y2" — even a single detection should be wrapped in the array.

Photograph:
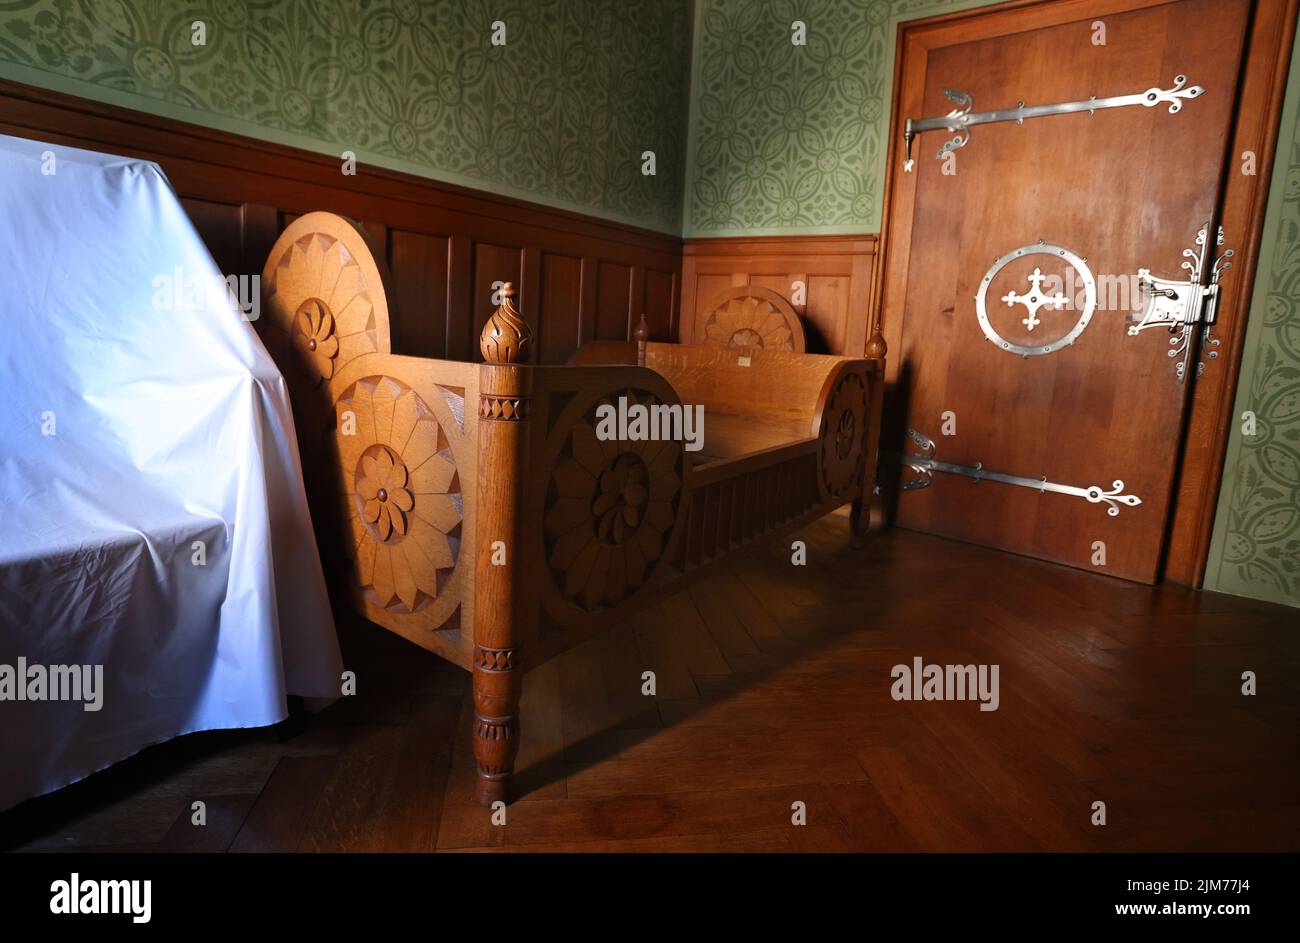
[
  {"x1": 865, "y1": 325, "x2": 887, "y2": 361},
  {"x1": 480, "y1": 282, "x2": 534, "y2": 363},
  {"x1": 634, "y1": 313, "x2": 650, "y2": 367}
]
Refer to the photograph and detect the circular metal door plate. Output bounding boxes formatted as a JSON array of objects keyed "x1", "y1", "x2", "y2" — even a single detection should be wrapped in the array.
[{"x1": 975, "y1": 242, "x2": 1096, "y2": 356}]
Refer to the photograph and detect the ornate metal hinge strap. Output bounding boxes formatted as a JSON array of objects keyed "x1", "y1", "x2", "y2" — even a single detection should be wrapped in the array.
[
  {"x1": 903, "y1": 76, "x2": 1204, "y2": 169},
  {"x1": 1129, "y1": 222, "x2": 1234, "y2": 382},
  {"x1": 894, "y1": 429, "x2": 1142, "y2": 517}
]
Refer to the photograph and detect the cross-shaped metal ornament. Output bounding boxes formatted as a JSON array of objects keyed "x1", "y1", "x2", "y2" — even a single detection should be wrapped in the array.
[{"x1": 1001, "y1": 267, "x2": 1068, "y2": 331}]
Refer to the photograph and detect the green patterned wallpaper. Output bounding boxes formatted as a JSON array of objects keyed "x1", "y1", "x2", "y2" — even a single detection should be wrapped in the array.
[
  {"x1": 0, "y1": 0, "x2": 692, "y2": 233},
  {"x1": 682, "y1": 0, "x2": 989, "y2": 237},
  {"x1": 1205, "y1": 39, "x2": 1300, "y2": 610}
]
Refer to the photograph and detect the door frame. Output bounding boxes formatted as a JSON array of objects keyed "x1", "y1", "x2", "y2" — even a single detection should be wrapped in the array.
[{"x1": 870, "y1": 0, "x2": 1300, "y2": 586}]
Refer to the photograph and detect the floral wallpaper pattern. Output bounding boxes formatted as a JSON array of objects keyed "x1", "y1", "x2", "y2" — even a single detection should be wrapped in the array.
[
  {"x1": 0, "y1": 0, "x2": 692, "y2": 232},
  {"x1": 1206, "y1": 50, "x2": 1300, "y2": 609},
  {"x1": 684, "y1": 0, "x2": 976, "y2": 235}
]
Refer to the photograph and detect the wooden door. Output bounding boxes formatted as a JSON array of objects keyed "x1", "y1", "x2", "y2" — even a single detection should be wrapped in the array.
[{"x1": 883, "y1": 0, "x2": 1253, "y2": 582}]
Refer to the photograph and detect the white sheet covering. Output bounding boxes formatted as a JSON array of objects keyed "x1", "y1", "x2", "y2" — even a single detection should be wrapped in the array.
[{"x1": 0, "y1": 133, "x2": 342, "y2": 811}]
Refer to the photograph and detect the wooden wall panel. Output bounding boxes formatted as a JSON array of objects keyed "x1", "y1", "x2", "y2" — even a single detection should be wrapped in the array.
[
  {"x1": 595, "y1": 262, "x2": 633, "y2": 341},
  {"x1": 693, "y1": 273, "x2": 738, "y2": 326},
  {"x1": 680, "y1": 235, "x2": 878, "y2": 356},
  {"x1": 538, "y1": 252, "x2": 583, "y2": 364},
  {"x1": 0, "y1": 78, "x2": 681, "y2": 367},
  {"x1": 389, "y1": 230, "x2": 450, "y2": 358},
  {"x1": 805, "y1": 275, "x2": 852, "y2": 354},
  {"x1": 642, "y1": 268, "x2": 678, "y2": 342},
  {"x1": 179, "y1": 197, "x2": 244, "y2": 279}
]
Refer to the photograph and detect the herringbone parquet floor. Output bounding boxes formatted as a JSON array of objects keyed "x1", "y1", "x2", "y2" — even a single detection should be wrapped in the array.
[{"x1": 4, "y1": 521, "x2": 1297, "y2": 852}]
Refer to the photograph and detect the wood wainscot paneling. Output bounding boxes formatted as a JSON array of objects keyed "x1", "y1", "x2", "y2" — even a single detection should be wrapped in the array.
[
  {"x1": 0, "y1": 78, "x2": 682, "y2": 366},
  {"x1": 680, "y1": 234, "x2": 879, "y2": 356}
]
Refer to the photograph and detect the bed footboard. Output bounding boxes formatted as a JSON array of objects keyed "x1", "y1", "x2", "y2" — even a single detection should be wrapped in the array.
[{"x1": 262, "y1": 212, "x2": 886, "y2": 805}]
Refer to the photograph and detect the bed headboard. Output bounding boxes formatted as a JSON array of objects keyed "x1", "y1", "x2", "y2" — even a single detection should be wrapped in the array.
[
  {"x1": 259, "y1": 212, "x2": 399, "y2": 499},
  {"x1": 644, "y1": 341, "x2": 857, "y2": 428},
  {"x1": 693, "y1": 286, "x2": 807, "y2": 353},
  {"x1": 262, "y1": 211, "x2": 395, "y2": 379}
]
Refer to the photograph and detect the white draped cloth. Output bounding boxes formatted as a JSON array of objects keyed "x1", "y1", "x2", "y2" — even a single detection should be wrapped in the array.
[{"x1": 0, "y1": 133, "x2": 342, "y2": 811}]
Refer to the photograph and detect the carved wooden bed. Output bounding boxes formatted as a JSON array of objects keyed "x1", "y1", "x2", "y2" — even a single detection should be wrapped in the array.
[{"x1": 259, "y1": 212, "x2": 887, "y2": 804}]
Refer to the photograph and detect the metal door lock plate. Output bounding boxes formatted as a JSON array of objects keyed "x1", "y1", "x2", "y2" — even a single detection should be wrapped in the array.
[{"x1": 1130, "y1": 223, "x2": 1233, "y2": 381}]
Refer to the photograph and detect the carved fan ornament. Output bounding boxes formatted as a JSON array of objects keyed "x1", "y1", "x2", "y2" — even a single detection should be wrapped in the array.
[
  {"x1": 544, "y1": 390, "x2": 684, "y2": 611},
  {"x1": 265, "y1": 221, "x2": 385, "y2": 387},
  {"x1": 699, "y1": 288, "x2": 803, "y2": 351},
  {"x1": 335, "y1": 376, "x2": 463, "y2": 613},
  {"x1": 820, "y1": 369, "x2": 869, "y2": 500}
]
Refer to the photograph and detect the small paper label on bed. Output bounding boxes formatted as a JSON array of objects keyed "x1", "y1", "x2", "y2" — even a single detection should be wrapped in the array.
[{"x1": 736, "y1": 355, "x2": 751, "y2": 367}]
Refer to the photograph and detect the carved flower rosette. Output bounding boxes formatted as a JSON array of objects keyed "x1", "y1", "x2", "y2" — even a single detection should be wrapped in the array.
[
  {"x1": 817, "y1": 365, "x2": 869, "y2": 502},
  {"x1": 542, "y1": 387, "x2": 686, "y2": 613},
  {"x1": 331, "y1": 374, "x2": 466, "y2": 621}
]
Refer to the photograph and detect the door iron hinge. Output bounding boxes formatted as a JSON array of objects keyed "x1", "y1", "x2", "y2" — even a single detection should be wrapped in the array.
[
  {"x1": 902, "y1": 75, "x2": 1205, "y2": 170},
  {"x1": 892, "y1": 429, "x2": 1143, "y2": 517}
]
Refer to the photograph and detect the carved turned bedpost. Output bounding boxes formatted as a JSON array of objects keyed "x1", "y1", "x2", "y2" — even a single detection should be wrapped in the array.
[
  {"x1": 473, "y1": 283, "x2": 534, "y2": 805},
  {"x1": 852, "y1": 328, "x2": 888, "y2": 547}
]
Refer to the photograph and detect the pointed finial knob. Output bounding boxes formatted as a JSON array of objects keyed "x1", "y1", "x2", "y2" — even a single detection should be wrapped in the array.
[
  {"x1": 865, "y1": 327, "x2": 887, "y2": 361},
  {"x1": 480, "y1": 282, "x2": 533, "y2": 364}
]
